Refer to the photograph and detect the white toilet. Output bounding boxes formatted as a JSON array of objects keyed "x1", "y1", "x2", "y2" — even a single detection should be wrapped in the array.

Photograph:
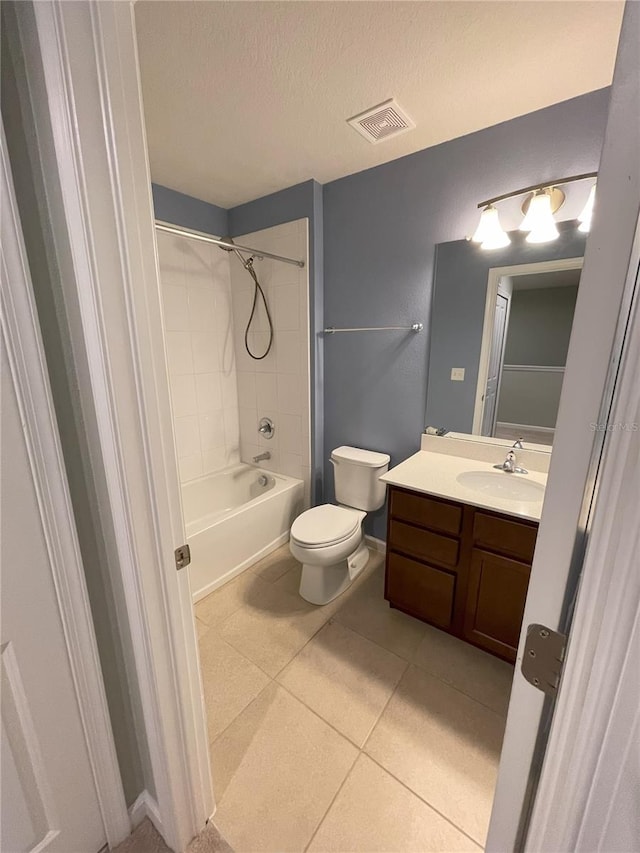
[{"x1": 289, "y1": 446, "x2": 390, "y2": 605}]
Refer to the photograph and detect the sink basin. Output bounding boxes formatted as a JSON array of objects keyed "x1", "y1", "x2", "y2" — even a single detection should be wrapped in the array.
[{"x1": 456, "y1": 470, "x2": 545, "y2": 502}]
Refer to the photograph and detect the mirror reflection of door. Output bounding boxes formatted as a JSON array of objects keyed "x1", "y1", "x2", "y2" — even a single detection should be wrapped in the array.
[
  {"x1": 486, "y1": 266, "x2": 580, "y2": 445},
  {"x1": 481, "y1": 281, "x2": 511, "y2": 436}
]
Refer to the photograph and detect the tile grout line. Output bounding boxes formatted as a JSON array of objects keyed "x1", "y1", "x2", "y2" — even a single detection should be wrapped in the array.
[
  {"x1": 205, "y1": 652, "x2": 499, "y2": 849},
  {"x1": 202, "y1": 610, "x2": 507, "y2": 743},
  {"x1": 198, "y1": 551, "x2": 504, "y2": 850},
  {"x1": 331, "y1": 608, "x2": 511, "y2": 719},
  {"x1": 278, "y1": 669, "x2": 485, "y2": 851},
  {"x1": 216, "y1": 631, "x2": 280, "y2": 680},
  {"x1": 201, "y1": 575, "x2": 507, "y2": 741},
  {"x1": 359, "y1": 660, "x2": 408, "y2": 754},
  {"x1": 359, "y1": 663, "x2": 496, "y2": 848},
  {"x1": 402, "y1": 662, "x2": 511, "y2": 720},
  {"x1": 302, "y1": 750, "x2": 360, "y2": 853},
  {"x1": 363, "y1": 751, "x2": 485, "y2": 850},
  {"x1": 276, "y1": 679, "x2": 365, "y2": 749},
  {"x1": 207, "y1": 675, "x2": 275, "y2": 749},
  {"x1": 207, "y1": 620, "x2": 386, "y2": 749}
]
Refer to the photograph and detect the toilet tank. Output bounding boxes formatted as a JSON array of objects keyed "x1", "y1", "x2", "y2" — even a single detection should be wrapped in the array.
[{"x1": 331, "y1": 446, "x2": 391, "y2": 511}]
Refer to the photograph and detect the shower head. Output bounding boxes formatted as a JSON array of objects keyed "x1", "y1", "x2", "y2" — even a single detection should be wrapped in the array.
[{"x1": 219, "y1": 236, "x2": 256, "y2": 271}]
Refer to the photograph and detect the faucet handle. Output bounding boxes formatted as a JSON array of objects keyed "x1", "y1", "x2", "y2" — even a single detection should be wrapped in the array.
[
  {"x1": 512, "y1": 437, "x2": 524, "y2": 449},
  {"x1": 258, "y1": 417, "x2": 275, "y2": 439}
]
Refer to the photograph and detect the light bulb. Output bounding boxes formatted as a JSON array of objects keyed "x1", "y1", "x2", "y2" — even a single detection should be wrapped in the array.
[
  {"x1": 578, "y1": 184, "x2": 596, "y2": 233},
  {"x1": 472, "y1": 206, "x2": 510, "y2": 250},
  {"x1": 526, "y1": 224, "x2": 559, "y2": 244},
  {"x1": 520, "y1": 190, "x2": 557, "y2": 234},
  {"x1": 482, "y1": 230, "x2": 511, "y2": 250}
]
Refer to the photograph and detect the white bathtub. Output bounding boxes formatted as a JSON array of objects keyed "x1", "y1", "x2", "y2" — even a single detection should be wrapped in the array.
[{"x1": 182, "y1": 463, "x2": 304, "y2": 602}]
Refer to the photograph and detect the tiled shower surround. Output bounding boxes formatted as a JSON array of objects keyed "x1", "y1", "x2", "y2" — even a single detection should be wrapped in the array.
[
  {"x1": 157, "y1": 228, "x2": 240, "y2": 482},
  {"x1": 157, "y1": 219, "x2": 311, "y2": 501},
  {"x1": 229, "y1": 219, "x2": 311, "y2": 504}
]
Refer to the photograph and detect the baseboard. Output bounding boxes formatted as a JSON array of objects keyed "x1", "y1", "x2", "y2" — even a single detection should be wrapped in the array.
[
  {"x1": 365, "y1": 534, "x2": 387, "y2": 554},
  {"x1": 128, "y1": 789, "x2": 163, "y2": 838},
  {"x1": 192, "y1": 531, "x2": 290, "y2": 603}
]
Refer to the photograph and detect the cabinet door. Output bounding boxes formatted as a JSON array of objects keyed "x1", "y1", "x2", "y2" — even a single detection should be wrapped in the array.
[
  {"x1": 464, "y1": 548, "x2": 531, "y2": 662},
  {"x1": 385, "y1": 551, "x2": 456, "y2": 629}
]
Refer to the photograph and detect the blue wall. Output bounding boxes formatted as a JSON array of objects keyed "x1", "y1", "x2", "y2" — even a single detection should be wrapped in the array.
[
  {"x1": 152, "y1": 183, "x2": 228, "y2": 236},
  {"x1": 322, "y1": 89, "x2": 610, "y2": 539},
  {"x1": 228, "y1": 180, "x2": 315, "y2": 236},
  {"x1": 426, "y1": 224, "x2": 587, "y2": 433}
]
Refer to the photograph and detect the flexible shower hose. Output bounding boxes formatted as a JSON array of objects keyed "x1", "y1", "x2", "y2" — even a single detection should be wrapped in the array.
[{"x1": 243, "y1": 257, "x2": 274, "y2": 360}]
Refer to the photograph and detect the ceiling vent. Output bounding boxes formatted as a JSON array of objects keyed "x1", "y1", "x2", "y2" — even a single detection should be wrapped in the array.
[{"x1": 347, "y1": 98, "x2": 415, "y2": 144}]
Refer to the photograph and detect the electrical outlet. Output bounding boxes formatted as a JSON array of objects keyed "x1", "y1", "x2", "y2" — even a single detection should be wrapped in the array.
[{"x1": 450, "y1": 367, "x2": 465, "y2": 381}]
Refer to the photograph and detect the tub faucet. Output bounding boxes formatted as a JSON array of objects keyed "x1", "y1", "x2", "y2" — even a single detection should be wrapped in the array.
[
  {"x1": 494, "y1": 449, "x2": 528, "y2": 475},
  {"x1": 253, "y1": 451, "x2": 271, "y2": 463}
]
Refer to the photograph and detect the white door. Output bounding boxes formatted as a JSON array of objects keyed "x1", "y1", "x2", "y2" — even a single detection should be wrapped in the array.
[
  {"x1": 481, "y1": 290, "x2": 509, "y2": 435},
  {"x1": 1, "y1": 341, "x2": 106, "y2": 853}
]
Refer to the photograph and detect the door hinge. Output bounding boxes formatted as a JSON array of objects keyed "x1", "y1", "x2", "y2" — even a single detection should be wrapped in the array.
[
  {"x1": 521, "y1": 623, "x2": 567, "y2": 696},
  {"x1": 174, "y1": 544, "x2": 191, "y2": 571}
]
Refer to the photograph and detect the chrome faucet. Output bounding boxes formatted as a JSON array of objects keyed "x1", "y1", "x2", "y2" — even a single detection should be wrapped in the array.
[
  {"x1": 253, "y1": 451, "x2": 271, "y2": 463},
  {"x1": 494, "y1": 449, "x2": 528, "y2": 474}
]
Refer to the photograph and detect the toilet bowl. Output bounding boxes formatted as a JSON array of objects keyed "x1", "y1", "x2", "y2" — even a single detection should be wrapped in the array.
[{"x1": 289, "y1": 446, "x2": 390, "y2": 605}]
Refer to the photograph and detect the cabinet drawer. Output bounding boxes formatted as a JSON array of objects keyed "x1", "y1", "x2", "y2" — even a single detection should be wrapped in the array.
[
  {"x1": 390, "y1": 489, "x2": 462, "y2": 536},
  {"x1": 386, "y1": 551, "x2": 455, "y2": 629},
  {"x1": 389, "y1": 519, "x2": 459, "y2": 568},
  {"x1": 473, "y1": 511, "x2": 537, "y2": 563}
]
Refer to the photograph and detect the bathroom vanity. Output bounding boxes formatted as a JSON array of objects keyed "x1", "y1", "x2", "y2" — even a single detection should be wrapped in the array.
[
  {"x1": 380, "y1": 435, "x2": 549, "y2": 663},
  {"x1": 385, "y1": 486, "x2": 537, "y2": 662}
]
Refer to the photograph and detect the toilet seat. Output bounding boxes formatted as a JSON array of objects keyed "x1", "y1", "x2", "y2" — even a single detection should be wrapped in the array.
[{"x1": 290, "y1": 504, "x2": 364, "y2": 548}]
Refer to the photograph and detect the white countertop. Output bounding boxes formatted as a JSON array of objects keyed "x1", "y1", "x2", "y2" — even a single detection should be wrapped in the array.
[{"x1": 380, "y1": 449, "x2": 547, "y2": 522}]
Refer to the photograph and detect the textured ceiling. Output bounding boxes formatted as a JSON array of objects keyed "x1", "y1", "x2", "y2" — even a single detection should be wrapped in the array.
[{"x1": 135, "y1": 1, "x2": 623, "y2": 208}]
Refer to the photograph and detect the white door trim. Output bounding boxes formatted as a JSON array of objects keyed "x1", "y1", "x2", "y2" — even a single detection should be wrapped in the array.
[
  {"x1": 472, "y1": 257, "x2": 584, "y2": 434},
  {"x1": 525, "y1": 226, "x2": 640, "y2": 851},
  {"x1": 1, "y1": 126, "x2": 130, "y2": 848},
  {"x1": 11, "y1": 1, "x2": 213, "y2": 849}
]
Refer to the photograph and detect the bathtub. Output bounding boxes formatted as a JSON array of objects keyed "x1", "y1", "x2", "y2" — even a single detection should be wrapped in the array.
[{"x1": 182, "y1": 463, "x2": 304, "y2": 602}]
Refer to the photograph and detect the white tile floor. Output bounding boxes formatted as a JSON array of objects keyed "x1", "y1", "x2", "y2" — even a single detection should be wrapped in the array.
[{"x1": 195, "y1": 545, "x2": 514, "y2": 852}]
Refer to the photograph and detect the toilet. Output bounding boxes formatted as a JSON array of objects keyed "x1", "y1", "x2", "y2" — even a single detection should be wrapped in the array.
[{"x1": 289, "y1": 446, "x2": 390, "y2": 605}]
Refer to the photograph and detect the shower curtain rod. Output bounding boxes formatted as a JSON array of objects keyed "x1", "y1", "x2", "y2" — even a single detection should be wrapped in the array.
[{"x1": 155, "y1": 221, "x2": 305, "y2": 268}]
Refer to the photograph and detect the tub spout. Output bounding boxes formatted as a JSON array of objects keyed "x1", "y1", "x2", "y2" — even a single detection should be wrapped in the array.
[{"x1": 253, "y1": 451, "x2": 271, "y2": 463}]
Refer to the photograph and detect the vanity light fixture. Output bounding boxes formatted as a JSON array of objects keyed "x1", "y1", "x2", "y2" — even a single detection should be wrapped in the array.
[{"x1": 473, "y1": 172, "x2": 597, "y2": 250}]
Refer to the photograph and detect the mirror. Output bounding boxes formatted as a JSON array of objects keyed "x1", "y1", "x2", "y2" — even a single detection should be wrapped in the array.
[{"x1": 425, "y1": 222, "x2": 587, "y2": 448}]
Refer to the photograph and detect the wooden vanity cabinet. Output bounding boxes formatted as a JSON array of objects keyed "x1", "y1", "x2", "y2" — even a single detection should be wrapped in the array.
[{"x1": 384, "y1": 486, "x2": 538, "y2": 663}]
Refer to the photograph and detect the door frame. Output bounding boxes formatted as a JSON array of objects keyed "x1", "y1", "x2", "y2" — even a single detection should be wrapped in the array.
[
  {"x1": 1, "y1": 126, "x2": 130, "y2": 848},
  {"x1": 480, "y1": 280, "x2": 511, "y2": 436},
  {"x1": 472, "y1": 257, "x2": 584, "y2": 435},
  {"x1": 488, "y1": 3, "x2": 640, "y2": 847},
  {"x1": 8, "y1": 2, "x2": 213, "y2": 850},
  {"x1": 14, "y1": 0, "x2": 639, "y2": 851}
]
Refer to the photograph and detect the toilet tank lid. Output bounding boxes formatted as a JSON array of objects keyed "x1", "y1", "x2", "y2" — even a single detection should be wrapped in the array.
[{"x1": 331, "y1": 446, "x2": 390, "y2": 468}]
